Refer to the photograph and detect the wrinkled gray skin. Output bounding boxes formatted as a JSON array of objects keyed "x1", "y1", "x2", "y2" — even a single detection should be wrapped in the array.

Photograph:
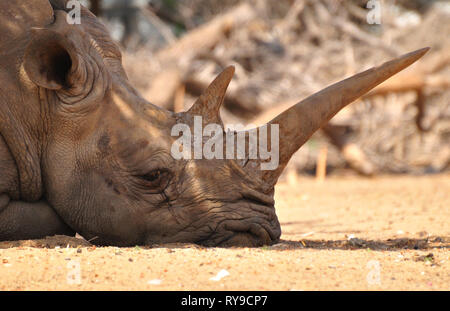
[{"x1": 0, "y1": 0, "x2": 428, "y2": 246}]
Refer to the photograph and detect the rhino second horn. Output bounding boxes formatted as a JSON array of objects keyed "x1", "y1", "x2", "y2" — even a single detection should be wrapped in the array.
[
  {"x1": 244, "y1": 47, "x2": 430, "y2": 186},
  {"x1": 188, "y1": 66, "x2": 235, "y2": 124}
]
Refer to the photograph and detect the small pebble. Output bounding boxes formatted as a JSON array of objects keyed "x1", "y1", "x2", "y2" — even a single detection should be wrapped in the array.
[
  {"x1": 147, "y1": 279, "x2": 162, "y2": 285},
  {"x1": 210, "y1": 269, "x2": 230, "y2": 281}
]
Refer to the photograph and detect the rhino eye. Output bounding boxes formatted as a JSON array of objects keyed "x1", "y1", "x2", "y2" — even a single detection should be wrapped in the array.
[
  {"x1": 137, "y1": 169, "x2": 170, "y2": 192},
  {"x1": 142, "y1": 170, "x2": 160, "y2": 182}
]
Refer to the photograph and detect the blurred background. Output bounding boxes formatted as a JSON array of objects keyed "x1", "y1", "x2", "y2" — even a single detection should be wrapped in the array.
[{"x1": 82, "y1": 0, "x2": 449, "y2": 179}]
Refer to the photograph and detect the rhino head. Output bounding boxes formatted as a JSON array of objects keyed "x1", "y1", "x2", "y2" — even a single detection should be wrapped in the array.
[{"x1": 0, "y1": 0, "x2": 428, "y2": 246}]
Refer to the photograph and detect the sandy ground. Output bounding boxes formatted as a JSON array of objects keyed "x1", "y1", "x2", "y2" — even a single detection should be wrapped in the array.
[{"x1": 0, "y1": 174, "x2": 448, "y2": 291}]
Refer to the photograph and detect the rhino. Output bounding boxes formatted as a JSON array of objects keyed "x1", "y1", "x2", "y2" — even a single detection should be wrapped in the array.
[{"x1": 0, "y1": 0, "x2": 428, "y2": 246}]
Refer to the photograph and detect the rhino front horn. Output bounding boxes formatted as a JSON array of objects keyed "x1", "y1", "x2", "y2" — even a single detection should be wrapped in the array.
[
  {"x1": 242, "y1": 47, "x2": 430, "y2": 186},
  {"x1": 188, "y1": 66, "x2": 235, "y2": 124}
]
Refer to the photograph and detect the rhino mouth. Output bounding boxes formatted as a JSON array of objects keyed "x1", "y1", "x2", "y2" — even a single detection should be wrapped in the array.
[
  {"x1": 196, "y1": 196, "x2": 281, "y2": 247},
  {"x1": 212, "y1": 218, "x2": 281, "y2": 247}
]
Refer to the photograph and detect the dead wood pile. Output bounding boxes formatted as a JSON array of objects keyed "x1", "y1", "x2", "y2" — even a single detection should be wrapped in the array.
[{"x1": 120, "y1": 0, "x2": 450, "y2": 176}]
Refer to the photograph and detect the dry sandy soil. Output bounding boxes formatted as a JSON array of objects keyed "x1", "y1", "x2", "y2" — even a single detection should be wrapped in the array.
[{"x1": 0, "y1": 174, "x2": 448, "y2": 291}]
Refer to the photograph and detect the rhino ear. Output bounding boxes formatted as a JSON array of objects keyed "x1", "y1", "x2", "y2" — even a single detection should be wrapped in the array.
[
  {"x1": 23, "y1": 27, "x2": 79, "y2": 90},
  {"x1": 23, "y1": 10, "x2": 109, "y2": 104}
]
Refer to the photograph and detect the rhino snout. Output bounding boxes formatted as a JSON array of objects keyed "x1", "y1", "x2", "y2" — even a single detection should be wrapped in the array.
[{"x1": 194, "y1": 199, "x2": 281, "y2": 247}]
